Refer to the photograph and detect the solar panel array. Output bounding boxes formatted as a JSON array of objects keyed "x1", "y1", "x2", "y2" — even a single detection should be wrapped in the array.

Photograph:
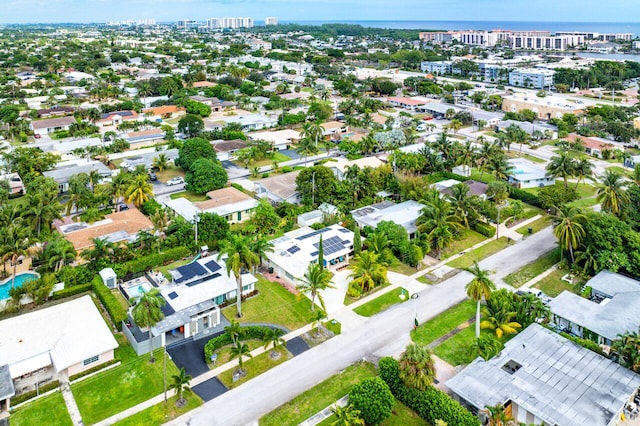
[
  {"x1": 168, "y1": 291, "x2": 178, "y2": 300},
  {"x1": 204, "y1": 260, "x2": 221, "y2": 273},
  {"x1": 287, "y1": 245, "x2": 301, "y2": 254},
  {"x1": 338, "y1": 228, "x2": 351, "y2": 234},
  {"x1": 296, "y1": 227, "x2": 331, "y2": 241},
  {"x1": 313, "y1": 236, "x2": 348, "y2": 256},
  {"x1": 175, "y1": 262, "x2": 209, "y2": 284}
]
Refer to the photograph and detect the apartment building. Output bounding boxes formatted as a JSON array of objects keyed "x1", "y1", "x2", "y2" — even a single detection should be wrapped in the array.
[
  {"x1": 508, "y1": 68, "x2": 555, "y2": 89},
  {"x1": 509, "y1": 34, "x2": 585, "y2": 50},
  {"x1": 177, "y1": 20, "x2": 199, "y2": 30},
  {"x1": 420, "y1": 61, "x2": 453, "y2": 74},
  {"x1": 207, "y1": 17, "x2": 254, "y2": 29},
  {"x1": 264, "y1": 17, "x2": 278, "y2": 26}
]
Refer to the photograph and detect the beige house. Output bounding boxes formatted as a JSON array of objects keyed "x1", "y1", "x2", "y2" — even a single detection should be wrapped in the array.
[
  {"x1": 164, "y1": 186, "x2": 259, "y2": 225},
  {"x1": 502, "y1": 93, "x2": 584, "y2": 120}
]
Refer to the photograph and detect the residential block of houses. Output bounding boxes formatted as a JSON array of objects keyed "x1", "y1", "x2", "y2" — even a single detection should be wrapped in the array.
[{"x1": 164, "y1": 186, "x2": 258, "y2": 224}]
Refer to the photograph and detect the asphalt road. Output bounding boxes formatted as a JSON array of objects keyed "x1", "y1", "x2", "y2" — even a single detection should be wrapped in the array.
[{"x1": 166, "y1": 228, "x2": 557, "y2": 426}]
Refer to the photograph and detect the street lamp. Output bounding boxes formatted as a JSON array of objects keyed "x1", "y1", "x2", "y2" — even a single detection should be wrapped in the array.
[
  {"x1": 163, "y1": 346, "x2": 172, "y2": 403},
  {"x1": 411, "y1": 293, "x2": 420, "y2": 329},
  {"x1": 194, "y1": 213, "x2": 201, "y2": 245}
]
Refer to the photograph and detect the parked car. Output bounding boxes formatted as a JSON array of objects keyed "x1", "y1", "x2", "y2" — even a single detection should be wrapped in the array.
[
  {"x1": 148, "y1": 171, "x2": 157, "y2": 181},
  {"x1": 416, "y1": 124, "x2": 427, "y2": 132},
  {"x1": 422, "y1": 116, "x2": 434, "y2": 121},
  {"x1": 117, "y1": 203, "x2": 129, "y2": 212},
  {"x1": 34, "y1": 133, "x2": 41, "y2": 139},
  {"x1": 166, "y1": 176, "x2": 184, "y2": 186}
]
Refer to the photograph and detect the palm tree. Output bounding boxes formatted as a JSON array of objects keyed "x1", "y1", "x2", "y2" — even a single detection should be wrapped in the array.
[
  {"x1": 545, "y1": 151, "x2": 575, "y2": 187},
  {"x1": 1, "y1": 223, "x2": 33, "y2": 289},
  {"x1": 575, "y1": 245, "x2": 599, "y2": 274},
  {"x1": 249, "y1": 235, "x2": 274, "y2": 272},
  {"x1": 486, "y1": 153, "x2": 513, "y2": 181},
  {"x1": 109, "y1": 172, "x2": 131, "y2": 208},
  {"x1": 224, "y1": 319, "x2": 244, "y2": 343},
  {"x1": 398, "y1": 343, "x2": 436, "y2": 390},
  {"x1": 296, "y1": 136, "x2": 319, "y2": 165},
  {"x1": 81, "y1": 237, "x2": 115, "y2": 263},
  {"x1": 596, "y1": 170, "x2": 629, "y2": 216},
  {"x1": 46, "y1": 238, "x2": 76, "y2": 272},
  {"x1": 131, "y1": 288, "x2": 166, "y2": 362},
  {"x1": 613, "y1": 330, "x2": 640, "y2": 372},
  {"x1": 573, "y1": 157, "x2": 594, "y2": 189},
  {"x1": 229, "y1": 340, "x2": 253, "y2": 372},
  {"x1": 297, "y1": 263, "x2": 335, "y2": 312},
  {"x1": 152, "y1": 153, "x2": 171, "y2": 172},
  {"x1": 551, "y1": 205, "x2": 586, "y2": 263},
  {"x1": 262, "y1": 327, "x2": 286, "y2": 357},
  {"x1": 126, "y1": 174, "x2": 153, "y2": 208},
  {"x1": 484, "y1": 404, "x2": 515, "y2": 426},
  {"x1": 24, "y1": 193, "x2": 61, "y2": 236},
  {"x1": 170, "y1": 367, "x2": 192, "y2": 407},
  {"x1": 428, "y1": 225, "x2": 454, "y2": 260},
  {"x1": 217, "y1": 234, "x2": 259, "y2": 318},
  {"x1": 330, "y1": 404, "x2": 365, "y2": 426},
  {"x1": 464, "y1": 261, "x2": 496, "y2": 339},
  {"x1": 480, "y1": 305, "x2": 522, "y2": 338},
  {"x1": 446, "y1": 183, "x2": 475, "y2": 229},
  {"x1": 348, "y1": 251, "x2": 388, "y2": 295}
]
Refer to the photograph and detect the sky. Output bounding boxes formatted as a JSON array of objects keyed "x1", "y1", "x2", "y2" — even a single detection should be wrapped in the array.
[{"x1": 0, "y1": 0, "x2": 638, "y2": 24}]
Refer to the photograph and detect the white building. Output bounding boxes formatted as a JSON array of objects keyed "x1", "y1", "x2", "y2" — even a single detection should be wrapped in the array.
[
  {"x1": 507, "y1": 158, "x2": 555, "y2": 189},
  {"x1": 328, "y1": 156, "x2": 384, "y2": 181},
  {"x1": 420, "y1": 61, "x2": 453, "y2": 75},
  {"x1": 509, "y1": 34, "x2": 585, "y2": 50},
  {"x1": 351, "y1": 200, "x2": 425, "y2": 237},
  {"x1": 207, "y1": 17, "x2": 254, "y2": 29},
  {"x1": 508, "y1": 68, "x2": 555, "y2": 89},
  {"x1": 254, "y1": 170, "x2": 301, "y2": 204},
  {"x1": 30, "y1": 116, "x2": 77, "y2": 136},
  {"x1": 163, "y1": 187, "x2": 259, "y2": 224},
  {"x1": 264, "y1": 17, "x2": 278, "y2": 26},
  {"x1": 0, "y1": 296, "x2": 118, "y2": 396}
]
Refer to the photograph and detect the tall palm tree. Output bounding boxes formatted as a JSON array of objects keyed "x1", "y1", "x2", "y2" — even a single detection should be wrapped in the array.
[
  {"x1": 224, "y1": 319, "x2": 244, "y2": 343},
  {"x1": 464, "y1": 261, "x2": 496, "y2": 339},
  {"x1": 545, "y1": 151, "x2": 576, "y2": 187},
  {"x1": 171, "y1": 367, "x2": 192, "y2": 407},
  {"x1": 398, "y1": 343, "x2": 436, "y2": 390},
  {"x1": 81, "y1": 237, "x2": 115, "y2": 263},
  {"x1": 262, "y1": 327, "x2": 286, "y2": 357},
  {"x1": 486, "y1": 153, "x2": 513, "y2": 181},
  {"x1": 109, "y1": 172, "x2": 131, "y2": 208},
  {"x1": 596, "y1": 170, "x2": 629, "y2": 216},
  {"x1": 229, "y1": 340, "x2": 253, "y2": 372},
  {"x1": 297, "y1": 263, "x2": 335, "y2": 311},
  {"x1": 428, "y1": 225, "x2": 455, "y2": 260},
  {"x1": 126, "y1": 174, "x2": 153, "y2": 208},
  {"x1": 46, "y1": 238, "x2": 76, "y2": 272},
  {"x1": 249, "y1": 235, "x2": 274, "y2": 272},
  {"x1": 131, "y1": 288, "x2": 166, "y2": 362},
  {"x1": 348, "y1": 251, "x2": 388, "y2": 295},
  {"x1": 330, "y1": 404, "x2": 365, "y2": 426},
  {"x1": 1, "y1": 223, "x2": 34, "y2": 289},
  {"x1": 573, "y1": 157, "x2": 594, "y2": 189},
  {"x1": 152, "y1": 153, "x2": 171, "y2": 173},
  {"x1": 446, "y1": 183, "x2": 475, "y2": 229},
  {"x1": 551, "y1": 205, "x2": 586, "y2": 263},
  {"x1": 217, "y1": 234, "x2": 259, "y2": 318},
  {"x1": 24, "y1": 192, "x2": 61, "y2": 236}
]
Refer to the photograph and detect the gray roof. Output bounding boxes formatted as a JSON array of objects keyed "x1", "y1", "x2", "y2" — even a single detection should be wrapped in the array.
[
  {"x1": 43, "y1": 161, "x2": 112, "y2": 184},
  {"x1": 446, "y1": 324, "x2": 640, "y2": 426},
  {"x1": 0, "y1": 364, "x2": 15, "y2": 400},
  {"x1": 351, "y1": 200, "x2": 424, "y2": 234},
  {"x1": 587, "y1": 270, "x2": 640, "y2": 298}
]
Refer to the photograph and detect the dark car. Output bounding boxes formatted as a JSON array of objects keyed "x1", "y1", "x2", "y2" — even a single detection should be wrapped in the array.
[
  {"x1": 118, "y1": 204, "x2": 130, "y2": 212},
  {"x1": 148, "y1": 171, "x2": 157, "y2": 181}
]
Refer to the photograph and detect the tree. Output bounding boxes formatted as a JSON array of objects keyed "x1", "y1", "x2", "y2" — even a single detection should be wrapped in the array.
[
  {"x1": 131, "y1": 288, "x2": 166, "y2": 362},
  {"x1": 484, "y1": 404, "x2": 515, "y2": 426},
  {"x1": 217, "y1": 234, "x2": 259, "y2": 317},
  {"x1": 177, "y1": 138, "x2": 217, "y2": 171},
  {"x1": 152, "y1": 153, "x2": 171, "y2": 172},
  {"x1": 185, "y1": 159, "x2": 228, "y2": 194},
  {"x1": 573, "y1": 157, "x2": 594, "y2": 189},
  {"x1": 546, "y1": 151, "x2": 576, "y2": 187},
  {"x1": 296, "y1": 166, "x2": 337, "y2": 206},
  {"x1": 480, "y1": 303, "x2": 522, "y2": 339},
  {"x1": 1, "y1": 223, "x2": 34, "y2": 290},
  {"x1": 552, "y1": 205, "x2": 586, "y2": 263},
  {"x1": 348, "y1": 377, "x2": 394, "y2": 426},
  {"x1": 262, "y1": 327, "x2": 286, "y2": 357},
  {"x1": 486, "y1": 153, "x2": 513, "y2": 180},
  {"x1": 330, "y1": 404, "x2": 365, "y2": 426},
  {"x1": 596, "y1": 170, "x2": 629, "y2": 216},
  {"x1": 464, "y1": 261, "x2": 496, "y2": 339},
  {"x1": 249, "y1": 198, "x2": 281, "y2": 235},
  {"x1": 348, "y1": 251, "x2": 388, "y2": 297},
  {"x1": 353, "y1": 227, "x2": 362, "y2": 255},
  {"x1": 45, "y1": 238, "x2": 76, "y2": 272},
  {"x1": 224, "y1": 319, "x2": 244, "y2": 343},
  {"x1": 197, "y1": 212, "x2": 230, "y2": 246},
  {"x1": 177, "y1": 114, "x2": 205, "y2": 138},
  {"x1": 398, "y1": 343, "x2": 436, "y2": 390},
  {"x1": 473, "y1": 334, "x2": 503, "y2": 360},
  {"x1": 613, "y1": 329, "x2": 640, "y2": 372},
  {"x1": 296, "y1": 136, "x2": 320, "y2": 165},
  {"x1": 229, "y1": 340, "x2": 253, "y2": 372},
  {"x1": 250, "y1": 235, "x2": 274, "y2": 271},
  {"x1": 170, "y1": 367, "x2": 192, "y2": 407},
  {"x1": 126, "y1": 174, "x2": 153, "y2": 208},
  {"x1": 297, "y1": 263, "x2": 335, "y2": 311}
]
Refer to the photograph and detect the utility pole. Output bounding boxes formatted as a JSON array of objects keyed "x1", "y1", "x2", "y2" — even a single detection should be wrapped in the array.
[{"x1": 163, "y1": 346, "x2": 167, "y2": 402}]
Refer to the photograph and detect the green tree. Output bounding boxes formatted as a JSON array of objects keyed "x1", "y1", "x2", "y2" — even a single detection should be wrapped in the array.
[
  {"x1": 480, "y1": 304, "x2": 522, "y2": 339},
  {"x1": 126, "y1": 174, "x2": 153, "y2": 208},
  {"x1": 177, "y1": 138, "x2": 217, "y2": 171},
  {"x1": 152, "y1": 153, "x2": 171, "y2": 172},
  {"x1": 224, "y1": 319, "x2": 244, "y2": 343},
  {"x1": 131, "y1": 288, "x2": 166, "y2": 362},
  {"x1": 552, "y1": 205, "x2": 586, "y2": 263},
  {"x1": 398, "y1": 343, "x2": 436, "y2": 390},
  {"x1": 1, "y1": 223, "x2": 34, "y2": 289},
  {"x1": 464, "y1": 261, "x2": 496, "y2": 339},
  {"x1": 296, "y1": 166, "x2": 337, "y2": 206},
  {"x1": 177, "y1": 114, "x2": 205, "y2": 138},
  {"x1": 545, "y1": 151, "x2": 576, "y2": 187},
  {"x1": 262, "y1": 327, "x2": 286, "y2": 357},
  {"x1": 171, "y1": 367, "x2": 192, "y2": 407},
  {"x1": 185, "y1": 159, "x2": 228, "y2": 194},
  {"x1": 330, "y1": 404, "x2": 365, "y2": 426},
  {"x1": 217, "y1": 234, "x2": 259, "y2": 317},
  {"x1": 249, "y1": 198, "x2": 281, "y2": 235},
  {"x1": 297, "y1": 263, "x2": 335, "y2": 312},
  {"x1": 348, "y1": 251, "x2": 388, "y2": 297},
  {"x1": 472, "y1": 335, "x2": 503, "y2": 360},
  {"x1": 596, "y1": 170, "x2": 629, "y2": 216},
  {"x1": 348, "y1": 377, "x2": 394, "y2": 426},
  {"x1": 229, "y1": 340, "x2": 253, "y2": 372},
  {"x1": 353, "y1": 227, "x2": 362, "y2": 255},
  {"x1": 197, "y1": 212, "x2": 230, "y2": 247}
]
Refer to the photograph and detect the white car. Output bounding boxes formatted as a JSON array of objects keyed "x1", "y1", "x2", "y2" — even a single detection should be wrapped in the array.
[
  {"x1": 166, "y1": 176, "x2": 184, "y2": 186},
  {"x1": 416, "y1": 124, "x2": 427, "y2": 132}
]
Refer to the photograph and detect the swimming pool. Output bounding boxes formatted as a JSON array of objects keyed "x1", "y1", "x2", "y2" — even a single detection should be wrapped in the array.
[
  {"x1": 0, "y1": 272, "x2": 40, "y2": 301},
  {"x1": 121, "y1": 280, "x2": 153, "y2": 301}
]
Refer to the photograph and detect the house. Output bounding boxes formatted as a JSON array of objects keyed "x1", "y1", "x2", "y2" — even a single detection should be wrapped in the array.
[
  {"x1": 297, "y1": 210, "x2": 324, "y2": 227},
  {"x1": 56, "y1": 208, "x2": 154, "y2": 252},
  {"x1": 97, "y1": 110, "x2": 139, "y2": 127},
  {"x1": 30, "y1": 116, "x2": 77, "y2": 136},
  {"x1": 634, "y1": 117, "x2": 640, "y2": 130},
  {"x1": 419, "y1": 102, "x2": 464, "y2": 118},
  {"x1": 266, "y1": 224, "x2": 355, "y2": 283},
  {"x1": 141, "y1": 105, "x2": 186, "y2": 120},
  {"x1": 0, "y1": 365, "x2": 13, "y2": 420},
  {"x1": 320, "y1": 121, "x2": 349, "y2": 138},
  {"x1": 565, "y1": 133, "x2": 616, "y2": 158},
  {"x1": 495, "y1": 120, "x2": 558, "y2": 140},
  {"x1": 387, "y1": 97, "x2": 428, "y2": 111},
  {"x1": 507, "y1": 158, "x2": 555, "y2": 189},
  {"x1": 208, "y1": 114, "x2": 278, "y2": 132},
  {"x1": 502, "y1": 93, "x2": 584, "y2": 120},
  {"x1": 123, "y1": 255, "x2": 258, "y2": 354},
  {"x1": 0, "y1": 173, "x2": 26, "y2": 195},
  {"x1": 328, "y1": 157, "x2": 384, "y2": 181},
  {"x1": 249, "y1": 129, "x2": 300, "y2": 151},
  {"x1": 0, "y1": 295, "x2": 118, "y2": 398},
  {"x1": 549, "y1": 270, "x2": 640, "y2": 346},
  {"x1": 436, "y1": 179, "x2": 488, "y2": 198},
  {"x1": 36, "y1": 106, "x2": 75, "y2": 118},
  {"x1": 254, "y1": 170, "x2": 301, "y2": 204},
  {"x1": 189, "y1": 96, "x2": 236, "y2": 112},
  {"x1": 211, "y1": 139, "x2": 248, "y2": 161},
  {"x1": 43, "y1": 161, "x2": 112, "y2": 193},
  {"x1": 471, "y1": 110, "x2": 503, "y2": 127},
  {"x1": 351, "y1": 200, "x2": 425, "y2": 237},
  {"x1": 446, "y1": 324, "x2": 640, "y2": 426},
  {"x1": 124, "y1": 128, "x2": 165, "y2": 148},
  {"x1": 164, "y1": 187, "x2": 259, "y2": 224},
  {"x1": 508, "y1": 68, "x2": 555, "y2": 89}
]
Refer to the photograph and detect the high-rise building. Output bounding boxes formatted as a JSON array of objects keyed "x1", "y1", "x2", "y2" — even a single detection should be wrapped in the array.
[
  {"x1": 207, "y1": 17, "x2": 254, "y2": 29},
  {"x1": 177, "y1": 20, "x2": 199, "y2": 30},
  {"x1": 265, "y1": 17, "x2": 278, "y2": 26}
]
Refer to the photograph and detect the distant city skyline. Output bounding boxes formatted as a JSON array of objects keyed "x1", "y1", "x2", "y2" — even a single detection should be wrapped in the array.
[{"x1": 0, "y1": 0, "x2": 638, "y2": 24}]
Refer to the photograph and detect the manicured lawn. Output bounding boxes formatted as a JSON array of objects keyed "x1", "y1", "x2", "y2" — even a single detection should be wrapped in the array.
[
  {"x1": 72, "y1": 349, "x2": 180, "y2": 424},
  {"x1": 325, "y1": 319, "x2": 342, "y2": 335},
  {"x1": 516, "y1": 216, "x2": 551, "y2": 235},
  {"x1": 169, "y1": 191, "x2": 208, "y2": 202},
  {"x1": 222, "y1": 275, "x2": 314, "y2": 330},
  {"x1": 11, "y1": 392, "x2": 72, "y2": 426},
  {"x1": 470, "y1": 168, "x2": 496, "y2": 183},
  {"x1": 319, "y1": 399, "x2": 427, "y2": 426},
  {"x1": 503, "y1": 248, "x2": 561, "y2": 288},
  {"x1": 606, "y1": 165, "x2": 630, "y2": 176},
  {"x1": 433, "y1": 326, "x2": 477, "y2": 365},
  {"x1": 353, "y1": 288, "x2": 409, "y2": 317},
  {"x1": 505, "y1": 151, "x2": 545, "y2": 164},
  {"x1": 417, "y1": 275, "x2": 434, "y2": 284},
  {"x1": 440, "y1": 229, "x2": 487, "y2": 259},
  {"x1": 566, "y1": 197, "x2": 599, "y2": 209},
  {"x1": 114, "y1": 334, "x2": 138, "y2": 364},
  {"x1": 113, "y1": 395, "x2": 202, "y2": 426},
  {"x1": 253, "y1": 152, "x2": 291, "y2": 167},
  {"x1": 212, "y1": 340, "x2": 263, "y2": 365},
  {"x1": 446, "y1": 237, "x2": 510, "y2": 269},
  {"x1": 343, "y1": 281, "x2": 391, "y2": 306},
  {"x1": 259, "y1": 362, "x2": 378, "y2": 426},
  {"x1": 156, "y1": 166, "x2": 184, "y2": 183},
  {"x1": 113, "y1": 290, "x2": 131, "y2": 311},
  {"x1": 218, "y1": 348, "x2": 292, "y2": 389},
  {"x1": 388, "y1": 261, "x2": 425, "y2": 276},
  {"x1": 522, "y1": 181, "x2": 596, "y2": 199},
  {"x1": 534, "y1": 269, "x2": 580, "y2": 298},
  {"x1": 411, "y1": 299, "x2": 476, "y2": 346},
  {"x1": 158, "y1": 258, "x2": 192, "y2": 280}
]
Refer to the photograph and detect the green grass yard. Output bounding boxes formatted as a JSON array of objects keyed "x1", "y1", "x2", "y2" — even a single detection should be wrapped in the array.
[
  {"x1": 534, "y1": 269, "x2": 581, "y2": 298},
  {"x1": 222, "y1": 275, "x2": 314, "y2": 330},
  {"x1": 10, "y1": 392, "x2": 72, "y2": 426},
  {"x1": 411, "y1": 299, "x2": 476, "y2": 346},
  {"x1": 156, "y1": 166, "x2": 184, "y2": 183},
  {"x1": 259, "y1": 362, "x2": 377, "y2": 426},
  {"x1": 252, "y1": 152, "x2": 291, "y2": 167},
  {"x1": 218, "y1": 348, "x2": 292, "y2": 389},
  {"x1": 318, "y1": 399, "x2": 427, "y2": 426},
  {"x1": 440, "y1": 229, "x2": 487, "y2": 259},
  {"x1": 516, "y1": 216, "x2": 551, "y2": 235},
  {"x1": 503, "y1": 248, "x2": 561, "y2": 288},
  {"x1": 353, "y1": 288, "x2": 409, "y2": 317},
  {"x1": 113, "y1": 395, "x2": 202, "y2": 426},
  {"x1": 433, "y1": 326, "x2": 478, "y2": 366},
  {"x1": 446, "y1": 237, "x2": 510, "y2": 269}
]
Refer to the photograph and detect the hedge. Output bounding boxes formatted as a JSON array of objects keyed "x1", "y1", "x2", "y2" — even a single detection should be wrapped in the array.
[
  {"x1": 113, "y1": 246, "x2": 192, "y2": 277},
  {"x1": 11, "y1": 380, "x2": 60, "y2": 405},
  {"x1": 69, "y1": 359, "x2": 119, "y2": 382},
  {"x1": 204, "y1": 325, "x2": 274, "y2": 360},
  {"x1": 508, "y1": 186, "x2": 540, "y2": 207},
  {"x1": 425, "y1": 171, "x2": 467, "y2": 184},
  {"x1": 379, "y1": 357, "x2": 480, "y2": 426},
  {"x1": 50, "y1": 282, "x2": 92, "y2": 300},
  {"x1": 472, "y1": 221, "x2": 496, "y2": 238},
  {"x1": 91, "y1": 275, "x2": 127, "y2": 331}
]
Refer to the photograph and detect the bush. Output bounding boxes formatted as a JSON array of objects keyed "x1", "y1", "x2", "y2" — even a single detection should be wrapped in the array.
[
  {"x1": 379, "y1": 357, "x2": 480, "y2": 426},
  {"x1": 56, "y1": 265, "x2": 92, "y2": 287},
  {"x1": 262, "y1": 172, "x2": 270, "y2": 178},
  {"x1": 281, "y1": 166, "x2": 293, "y2": 173},
  {"x1": 203, "y1": 325, "x2": 273, "y2": 360},
  {"x1": 50, "y1": 282, "x2": 92, "y2": 300},
  {"x1": 349, "y1": 377, "x2": 394, "y2": 425},
  {"x1": 508, "y1": 186, "x2": 541, "y2": 207},
  {"x1": 11, "y1": 380, "x2": 60, "y2": 405},
  {"x1": 472, "y1": 221, "x2": 496, "y2": 238},
  {"x1": 537, "y1": 185, "x2": 577, "y2": 210},
  {"x1": 113, "y1": 246, "x2": 192, "y2": 277},
  {"x1": 91, "y1": 275, "x2": 127, "y2": 331},
  {"x1": 69, "y1": 359, "x2": 119, "y2": 381}
]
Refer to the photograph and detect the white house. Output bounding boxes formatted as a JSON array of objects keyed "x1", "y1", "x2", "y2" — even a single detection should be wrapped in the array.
[
  {"x1": 254, "y1": 171, "x2": 301, "y2": 204},
  {"x1": 0, "y1": 295, "x2": 118, "y2": 396},
  {"x1": 164, "y1": 187, "x2": 259, "y2": 224},
  {"x1": 328, "y1": 156, "x2": 384, "y2": 181},
  {"x1": 30, "y1": 116, "x2": 77, "y2": 136},
  {"x1": 507, "y1": 158, "x2": 555, "y2": 189},
  {"x1": 249, "y1": 129, "x2": 301, "y2": 151},
  {"x1": 43, "y1": 160, "x2": 113, "y2": 193},
  {"x1": 351, "y1": 200, "x2": 425, "y2": 237}
]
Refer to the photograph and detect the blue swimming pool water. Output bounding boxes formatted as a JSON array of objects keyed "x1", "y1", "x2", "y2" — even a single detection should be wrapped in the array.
[{"x1": 0, "y1": 272, "x2": 39, "y2": 301}]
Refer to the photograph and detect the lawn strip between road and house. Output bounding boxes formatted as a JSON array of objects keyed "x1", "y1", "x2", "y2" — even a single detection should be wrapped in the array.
[
  {"x1": 112, "y1": 395, "x2": 203, "y2": 426},
  {"x1": 353, "y1": 287, "x2": 409, "y2": 317},
  {"x1": 411, "y1": 299, "x2": 476, "y2": 346},
  {"x1": 503, "y1": 248, "x2": 561, "y2": 288},
  {"x1": 446, "y1": 237, "x2": 510, "y2": 270}
]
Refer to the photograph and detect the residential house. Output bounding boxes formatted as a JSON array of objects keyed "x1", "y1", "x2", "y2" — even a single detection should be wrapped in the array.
[
  {"x1": 0, "y1": 173, "x2": 26, "y2": 195},
  {"x1": 124, "y1": 128, "x2": 165, "y2": 148},
  {"x1": 437, "y1": 179, "x2": 488, "y2": 198},
  {"x1": 387, "y1": 97, "x2": 428, "y2": 111},
  {"x1": 502, "y1": 93, "x2": 584, "y2": 120},
  {"x1": 471, "y1": 110, "x2": 504, "y2": 127},
  {"x1": 211, "y1": 139, "x2": 248, "y2": 161},
  {"x1": 549, "y1": 270, "x2": 640, "y2": 346},
  {"x1": 419, "y1": 102, "x2": 464, "y2": 118},
  {"x1": 0, "y1": 295, "x2": 118, "y2": 398},
  {"x1": 495, "y1": 120, "x2": 558, "y2": 140},
  {"x1": 36, "y1": 106, "x2": 75, "y2": 118},
  {"x1": 254, "y1": 170, "x2": 301, "y2": 204},
  {"x1": 43, "y1": 160, "x2": 112, "y2": 193},
  {"x1": 208, "y1": 114, "x2": 278, "y2": 132},
  {"x1": 446, "y1": 324, "x2": 640, "y2": 426},
  {"x1": 141, "y1": 105, "x2": 186, "y2": 120},
  {"x1": 321, "y1": 121, "x2": 349, "y2": 139},
  {"x1": 97, "y1": 110, "x2": 139, "y2": 127},
  {"x1": 164, "y1": 186, "x2": 259, "y2": 224},
  {"x1": 565, "y1": 133, "x2": 616, "y2": 158},
  {"x1": 328, "y1": 157, "x2": 384, "y2": 181},
  {"x1": 351, "y1": 200, "x2": 425, "y2": 237},
  {"x1": 30, "y1": 116, "x2": 77, "y2": 136},
  {"x1": 248, "y1": 128, "x2": 300, "y2": 151},
  {"x1": 507, "y1": 158, "x2": 555, "y2": 189},
  {"x1": 189, "y1": 96, "x2": 236, "y2": 113}
]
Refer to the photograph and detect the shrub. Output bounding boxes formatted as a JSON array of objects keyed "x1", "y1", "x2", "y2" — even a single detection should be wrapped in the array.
[
  {"x1": 472, "y1": 221, "x2": 496, "y2": 238},
  {"x1": 537, "y1": 185, "x2": 577, "y2": 210},
  {"x1": 379, "y1": 357, "x2": 480, "y2": 426},
  {"x1": 69, "y1": 359, "x2": 119, "y2": 381},
  {"x1": 50, "y1": 283, "x2": 92, "y2": 300},
  {"x1": 113, "y1": 246, "x2": 191, "y2": 277},
  {"x1": 508, "y1": 186, "x2": 541, "y2": 207},
  {"x1": 262, "y1": 172, "x2": 270, "y2": 178},
  {"x1": 56, "y1": 265, "x2": 92, "y2": 287},
  {"x1": 11, "y1": 380, "x2": 60, "y2": 405},
  {"x1": 203, "y1": 325, "x2": 274, "y2": 360},
  {"x1": 349, "y1": 377, "x2": 394, "y2": 425},
  {"x1": 91, "y1": 275, "x2": 127, "y2": 331},
  {"x1": 281, "y1": 166, "x2": 293, "y2": 173}
]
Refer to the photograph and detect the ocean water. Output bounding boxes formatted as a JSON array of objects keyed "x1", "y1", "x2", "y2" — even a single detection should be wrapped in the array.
[{"x1": 281, "y1": 20, "x2": 640, "y2": 35}]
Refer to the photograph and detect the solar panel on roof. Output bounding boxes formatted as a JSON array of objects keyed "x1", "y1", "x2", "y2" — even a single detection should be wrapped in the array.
[
  {"x1": 342, "y1": 240, "x2": 351, "y2": 245},
  {"x1": 168, "y1": 291, "x2": 178, "y2": 300},
  {"x1": 310, "y1": 251, "x2": 318, "y2": 257},
  {"x1": 176, "y1": 265, "x2": 195, "y2": 281},
  {"x1": 204, "y1": 260, "x2": 221, "y2": 273},
  {"x1": 161, "y1": 304, "x2": 175, "y2": 316},
  {"x1": 190, "y1": 262, "x2": 208, "y2": 276},
  {"x1": 287, "y1": 246, "x2": 301, "y2": 254},
  {"x1": 338, "y1": 228, "x2": 351, "y2": 233},
  {"x1": 296, "y1": 227, "x2": 331, "y2": 241}
]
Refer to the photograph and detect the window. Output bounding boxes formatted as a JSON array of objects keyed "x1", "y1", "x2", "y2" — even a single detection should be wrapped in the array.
[{"x1": 83, "y1": 355, "x2": 99, "y2": 366}]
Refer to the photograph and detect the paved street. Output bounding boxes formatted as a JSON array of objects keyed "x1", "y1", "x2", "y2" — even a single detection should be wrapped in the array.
[{"x1": 167, "y1": 228, "x2": 556, "y2": 426}]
